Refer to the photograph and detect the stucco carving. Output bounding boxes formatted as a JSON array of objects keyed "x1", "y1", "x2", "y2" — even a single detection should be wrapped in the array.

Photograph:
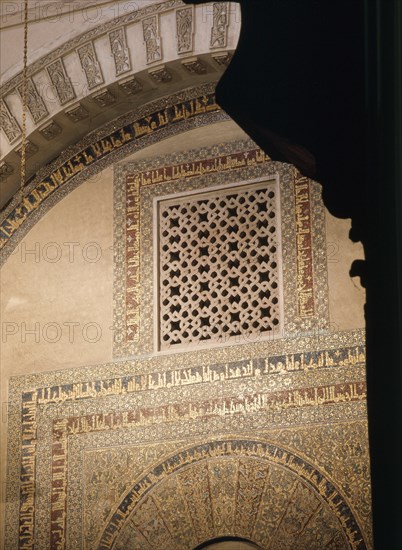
[
  {"x1": 143, "y1": 15, "x2": 163, "y2": 64},
  {"x1": 46, "y1": 58, "x2": 76, "y2": 105},
  {"x1": 176, "y1": 6, "x2": 194, "y2": 54},
  {"x1": 210, "y1": 2, "x2": 229, "y2": 49},
  {"x1": 39, "y1": 120, "x2": 62, "y2": 141},
  {"x1": 109, "y1": 27, "x2": 131, "y2": 77},
  {"x1": 182, "y1": 56, "x2": 207, "y2": 74},
  {"x1": 0, "y1": 1, "x2": 185, "y2": 98},
  {"x1": 17, "y1": 78, "x2": 48, "y2": 123},
  {"x1": 0, "y1": 100, "x2": 21, "y2": 143},
  {"x1": 157, "y1": 179, "x2": 283, "y2": 351},
  {"x1": 64, "y1": 103, "x2": 89, "y2": 123},
  {"x1": 77, "y1": 42, "x2": 104, "y2": 89},
  {"x1": 117, "y1": 75, "x2": 143, "y2": 95}
]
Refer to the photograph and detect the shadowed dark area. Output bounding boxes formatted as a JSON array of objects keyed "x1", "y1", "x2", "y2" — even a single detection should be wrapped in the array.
[
  {"x1": 187, "y1": 0, "x2": 366, "y2": 223},
  {"x1": 184, "y1": 2, "x2": 402, "y2": 549},
  {"x1": 194, "y1": 536, "x2": 261, "y2": 550}
]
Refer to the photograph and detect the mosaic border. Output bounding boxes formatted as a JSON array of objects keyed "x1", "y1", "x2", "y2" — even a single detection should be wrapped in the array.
[
  {"x1": 113, "y1": 141, "x2": 329, "y2": 357},
  {"x1": 5, "y1": 329, "x2": 367, "y2": 549},
  {"x1": 98, "y1": 438, "x2": 367, "y2": 550},
  {"x1": 66, "y1": 418, "x2": 371, "y2": 549}
]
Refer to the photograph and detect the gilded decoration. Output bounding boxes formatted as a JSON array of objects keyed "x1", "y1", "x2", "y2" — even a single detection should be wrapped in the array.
[
  {"x1": 0, "y1": 83, "x2": 227, "y2": 265},
  {"x1": 5, "y1": 329, "x2": 371, "y2": 549},
  {"x1": 2, "y1": 74, "x2": 370, "y2": 550},
  {"x1": 102, "y1": 439, "x2": 366, "y2": 549}
]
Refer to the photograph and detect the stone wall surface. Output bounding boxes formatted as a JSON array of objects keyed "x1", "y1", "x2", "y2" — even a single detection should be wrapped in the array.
[{"x1": 0, "y1": 3, "x2": 368, "y2": 548}]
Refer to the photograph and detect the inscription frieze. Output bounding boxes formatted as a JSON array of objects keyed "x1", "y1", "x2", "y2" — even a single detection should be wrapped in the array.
[
  {"x1": 5, "y1": 326, "x2": 370, "y2": 549},
  {"x1": 0, "y1": 92, "x2": 220, "y2": 252}
]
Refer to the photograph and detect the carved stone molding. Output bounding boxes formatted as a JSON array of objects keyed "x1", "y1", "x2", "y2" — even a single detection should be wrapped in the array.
[
  {"x1": 176, "y1": 6, "x2": 194, "y2": 54},
  {"x1": 142, "y1": 15, "x2": 163, "y2": 64},
  {"x1": 77, "y1": 42, "x2": 104, "y2": 90},
  {"x1": 109, "y1": 27, "x2": 131, "y2": 77},
  {"x1": 15, "y1": 141, "x2": 38, "y2": 158},
  {"x1": 148, "y1": 65, "x2": 172, "y2": 83},
  {"x1": 64, "y1": 103, "x2": 89, "y2": 123},
  {"x1": 118, "y1": 75, "x2": 143, "y2": 96},
  {"x1": 17, "y1": 78, "x2": 48, "y2": 124},
  {"x1": 39, "y1": 121, "x2": 62, "y2": 141},
  {"x1": 212, "y1": 52, "x2": 233, "y2": 66},
  {"x1": 46, "y1": 58, "x2": 76, "y2": 105},
  {"x1": 0, "y1": 83, "x2": 223, "y2": 265},
  {"x1": 182, "y1": 56, "x2": 207, "y2": 74},
  {"x1": 0, "y1": 100, "x2": 21, "y2": 144},
  {"x1": 0, "y1": 0, "x2": 239, "y2": 171},
  {"x1": 91, "y1": 89, "x2": 116, "y2": 108},
  {"x1": 1, "y1": 1, "x2": 185, "y2": 98},
  {"x1": 0, "y1": 161, "x2": 14, "y2": 180}
]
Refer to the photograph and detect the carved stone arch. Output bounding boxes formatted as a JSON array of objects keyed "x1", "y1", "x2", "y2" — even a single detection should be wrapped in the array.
[
  {"x1": 0, "y1": 83, "x2": 229, "y2": 265},
  {"x1": 0, "y1": 0, "x2": 239, "y2": 209},
  {"x1": 97, "y1": 438, "x2": 367, "y2": 550}
]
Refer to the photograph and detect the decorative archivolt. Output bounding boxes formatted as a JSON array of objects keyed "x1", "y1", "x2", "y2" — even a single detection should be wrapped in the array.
[
  {"x1": 0, "y1": 84, "x2": 227, "y2": 265},
  {"x1": 0, "y1": 1, "x2": 240, "y2": 211},
  {"x1": 0, "y1": 0, "x2": 239, "y2": 148},
  {"x1": 98, "y1": 438, "x2": 367, "y2": 550}
]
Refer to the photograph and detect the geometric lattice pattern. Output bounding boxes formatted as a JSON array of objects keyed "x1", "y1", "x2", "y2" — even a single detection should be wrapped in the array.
[{"x1": 157, "y1": 180, "x2": 282, "y2": 351}]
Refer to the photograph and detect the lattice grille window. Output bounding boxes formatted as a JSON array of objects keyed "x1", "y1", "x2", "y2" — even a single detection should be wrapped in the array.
[{"x1": 155, "y1": 179, "x2": 283, "y2": 351}]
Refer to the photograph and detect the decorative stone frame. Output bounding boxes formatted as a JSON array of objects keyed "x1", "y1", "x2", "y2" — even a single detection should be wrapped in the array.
[
  {"x1": 153, "y1": 177, "x2": 285, "y2": 352},
  {"x1": 5, "y1": 328, "x2": 369, "y2": 549},
  {"x1": 113, "y1": 139, "x2": 329, "y2": 358}
]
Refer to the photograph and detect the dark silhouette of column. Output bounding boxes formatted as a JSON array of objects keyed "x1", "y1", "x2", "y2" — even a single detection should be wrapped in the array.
[{"x1": 184, "y1": 1, "x2": 402, "y2": 547}]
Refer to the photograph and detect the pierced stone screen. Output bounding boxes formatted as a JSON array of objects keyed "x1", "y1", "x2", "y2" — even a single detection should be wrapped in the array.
[{"x1": 156, "y1": 180, "x2": 283, "y2": 351}]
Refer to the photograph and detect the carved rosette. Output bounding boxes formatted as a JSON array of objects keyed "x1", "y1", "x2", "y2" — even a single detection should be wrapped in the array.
[
  {"x1": 142, "y1": 15, "x2": 162, "y2": 64},
  {"x1": 109, "y1": 28, "x2": 131, "y2": 77},
  {"x1": 17, "y1": 78, "x2": 48, "y2": 123},
  {"x1": 77, "y1": 42, "x2": 104, "y2": 89},
  {"x1": 0, "y1": 100, "x2": 21, "y2": 144},
  {"x1": 46, "y1": 58, "x2": 76, "y2": 105}
]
